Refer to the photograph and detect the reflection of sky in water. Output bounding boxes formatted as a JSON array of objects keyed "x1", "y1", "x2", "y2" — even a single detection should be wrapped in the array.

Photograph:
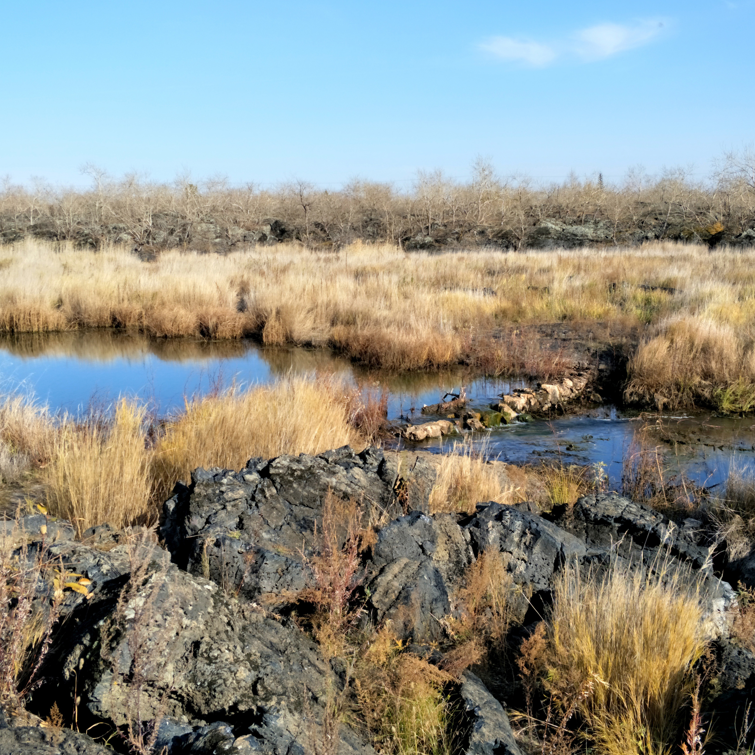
[
  {"x1": 411, "y1": 411, "x2": 755, "y2": 490},
  {"x1": 1, "y1": 332, "x2": 754, "y2": 490},
  {"x1": 1, "y1": 349, "x2": 277, "y2": 415},
  {"x1": 0, "y1": 333, "x2": 521, "y2": 418}
]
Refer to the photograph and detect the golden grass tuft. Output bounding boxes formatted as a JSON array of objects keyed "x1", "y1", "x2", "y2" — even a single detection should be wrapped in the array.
[
  {"x1": 2, "y1": 376, "x2": 371, "y2": 535},
  {"x1": 45, "y1": 399, "x2": 153, "y2": 535},
  {"x1": 428, "y1": 441, "x2": 514, "y2": 515},
  {"x1": 539, "y1": 462, "x2": 590, "y2": 509},
  {"x1": 152, "y1": 376, "x2": 364, "y2": 504},
  {"x1": 0, "y1": 393, "x2": 54, "y2": 476},
  {"x1": 543, "y1": 561, "x2": 707, "y2": 755},
  {"x1": 625, "y1": 315, "x2": 755, "y2": 410}
]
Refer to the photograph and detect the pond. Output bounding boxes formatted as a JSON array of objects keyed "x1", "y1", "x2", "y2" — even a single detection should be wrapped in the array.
[{"x1": 1, "y1": 331, "x2": 753, "y2": 491}]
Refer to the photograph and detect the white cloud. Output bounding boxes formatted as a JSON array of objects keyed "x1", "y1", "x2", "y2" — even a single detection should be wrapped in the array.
[
  {"x1": 479, "y1": 37, "x2": 557, "y2": 68},
  {"x1": 480, "y1": 18, "x2": 668, "y2": 68},
  {"x1": 573, "y1": 21, "x2": 665, "y2": 60}
]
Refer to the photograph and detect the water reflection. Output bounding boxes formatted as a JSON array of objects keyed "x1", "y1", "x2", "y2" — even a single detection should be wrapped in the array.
[
  {"x1": 1, "y1": 332, "x2": 753, "y2": 491},
  {"x1": 0, "y1": 332, "x2": 511, "y2": 418}
]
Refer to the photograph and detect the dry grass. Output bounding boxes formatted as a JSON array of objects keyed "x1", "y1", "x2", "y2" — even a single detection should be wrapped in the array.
[
  {"x1": 46, "y1": 399, "x2": 153, "y2": 536},
  {"x1": 451, "y1": 550, "x2": 515, "y2": 647},
  {"x1": 0, "y1": 374, "x2": 368, "y2": 535},
  {"x1": 710, "y1": 462, "x2": 755, "y2": 561},
  {"x1": 0, "y1": 393, "x2": 54, "y2": 484},
  {"x1": 2, "y1": 240, "x2": 755, "y2": 403},
  {"x1": 539, "y1": 462, "x2": 591, "y2": 509},
  {"x1": 428, "y1": 441, "x2": 516, "y2": 515},
  {"x1": 730, "y1": 583, "x2": 755, "y2": 655},
  {"x1": 355, "y1": 625, "x2": 455, "y2": 755},
  {"x1": 626, "y1": 315, "x2": 755, "y2": 410},
  {"x1": 151, "y1": 375, "x2": 364, "y2": 503},
  {"x1": 0, "y1": 516, "x2": 65, "y2": 712},
  {"x1": 541, "y1": 561, "x2": 707, "y2": 755},
  {"x1": 620, "y1": 426, "x2": 707, "y2": 517}
]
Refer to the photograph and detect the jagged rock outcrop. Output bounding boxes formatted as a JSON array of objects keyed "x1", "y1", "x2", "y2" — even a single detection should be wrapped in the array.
[
  {"x1": 363, "y1": 511, "x2": 474, "y2": 642},
  {"x1": 161, "y1": 446, "x2": 436, "y2": 603},
  {"x1": 34, "y1": 562, "x2": 376, "y2": 755},
  {"x1": 464, "y1": 503, "x2": 589, "y2": 622},
  {"x1": 707, "y1": 639, "x2": 755, "y2": 754},
  {"x1": 0, "y1": 724, "x2": 113, "y2": 755},
  {"x1": 7, "y1": 448, "x2": 755, "y2": 754}
]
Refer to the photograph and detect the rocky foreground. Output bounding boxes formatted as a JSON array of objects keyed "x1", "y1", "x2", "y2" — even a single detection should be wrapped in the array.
[{"x1": 2, "y1": 446, "x2": 755, "y2": 754}]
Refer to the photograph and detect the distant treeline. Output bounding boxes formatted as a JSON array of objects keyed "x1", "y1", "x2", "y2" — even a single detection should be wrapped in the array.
[{"x1": 2, "y1": 155, "x2": 755, "y2": 251}]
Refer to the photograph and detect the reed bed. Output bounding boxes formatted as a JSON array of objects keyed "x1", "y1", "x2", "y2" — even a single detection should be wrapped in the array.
[{"x1": 2, "y1": 239, "x2": 755, "y2": 405}]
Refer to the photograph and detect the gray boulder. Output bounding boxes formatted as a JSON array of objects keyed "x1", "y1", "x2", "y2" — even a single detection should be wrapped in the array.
[
  {"x1": 0, "y1": 726, "x2": 113, "y2": 755},
  {"x1": 464, "y1": 503, "x2": 588, "y2": 621},
  {"x1": 459, "y1": 671, "x2": 522, "y2": 755},
  {"x1": 553, "y1": 493, "x2": 713, "y2": 568}
]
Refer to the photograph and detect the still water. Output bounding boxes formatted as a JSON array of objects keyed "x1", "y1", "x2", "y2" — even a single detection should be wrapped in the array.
[{"x1": 1, "y1": 331, "x2": 753, "y2": 490}]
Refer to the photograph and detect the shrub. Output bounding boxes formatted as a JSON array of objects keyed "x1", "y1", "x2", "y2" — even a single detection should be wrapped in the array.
[{"x1": 355, "y1": 625, "x2": 455, "y2": 755}]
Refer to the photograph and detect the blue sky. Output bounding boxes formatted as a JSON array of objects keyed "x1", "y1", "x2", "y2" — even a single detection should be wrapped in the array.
[{"x1": 1, "y1": 0, "x2": 753, "y2": 188}]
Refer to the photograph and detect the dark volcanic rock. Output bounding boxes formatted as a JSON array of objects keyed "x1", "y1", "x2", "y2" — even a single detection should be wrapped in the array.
[
  {"x1": 552, "y1": 493, "x2": 735, "y2": 635},
  {"x1": 464, "y1": 503, "x2": 588, "y2": 621},
  {"x1": 553, "y1": 492, "x2": 713, "y2": 568},
  {"x1": 0, "y1": 725, "x2": 113, "y2": 755},
  {"x1": 364, "y1": 511, "x2": 473, "y2": 642},
  {"x1": 459, "y1": 671, "x2": 522, "y2": 755},
  {"x1": 161, "y1": 446, "x2": 435, "y2": 603},
  {"x1": 36, "y1": 562, "x2": 375, "y2": 755},
  {"x1": 706, "y1": 639, "x2": 755, "y2": 754}
]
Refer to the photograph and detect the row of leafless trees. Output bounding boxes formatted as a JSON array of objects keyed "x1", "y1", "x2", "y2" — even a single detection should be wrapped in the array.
[{"x1": 2, "y1": 153, "x2": 754, "y2": 250}]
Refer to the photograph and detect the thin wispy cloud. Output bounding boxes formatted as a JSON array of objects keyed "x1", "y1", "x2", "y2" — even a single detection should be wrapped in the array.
[
  {"x1": 478, "y1": 37, "x2": 557, "y2": 67},
  {"x1": 480, "y1": 19, "x2": 668, "y2": 68},
  {"x1": 574, "y1": 21, "x2": 664, "y2": 60}
]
